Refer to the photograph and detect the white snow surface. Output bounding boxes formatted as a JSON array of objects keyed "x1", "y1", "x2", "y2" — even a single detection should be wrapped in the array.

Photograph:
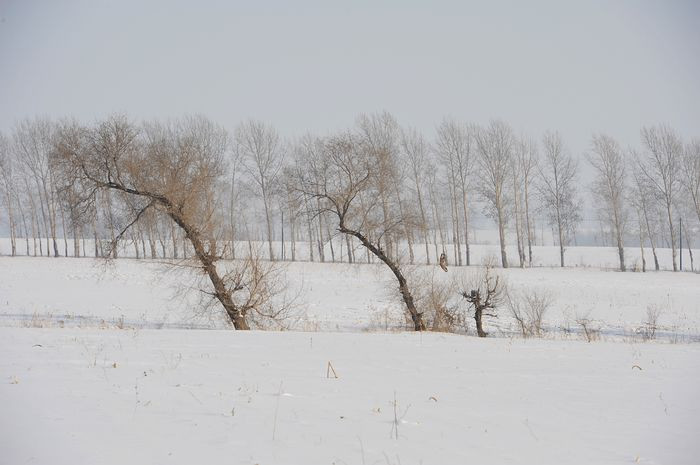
[
  {"x1": 2, "y1": 328, "x2": 699, "y2": 465},
  {"x1": 1, "y1": 246, "x2": 699, "y2": 464},
  {"x1": 1, "y1": 255, "x2": 699, "y2": 338}
]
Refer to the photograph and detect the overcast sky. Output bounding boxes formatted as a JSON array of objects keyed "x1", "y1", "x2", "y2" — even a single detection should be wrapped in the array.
[{"x1": 1, "y1": 0, "x2": 698, "y2": 159}]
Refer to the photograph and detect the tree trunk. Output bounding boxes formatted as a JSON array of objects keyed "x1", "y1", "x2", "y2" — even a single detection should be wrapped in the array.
[
  {"x1": 92, "y1": 210, "x2": 99, "y2": 258},
  {"x1": 171, "y1": 224, "x2": 179, "y2": 259},
  {"x1": 167, "y1": 207, "x2": 249, "y2": 330},
  {"x1": 339, "y1": 222, "x2": 425, "y2": 331},
  {"x1": 414, "y1": 180, "x2": 431, "y2": 265},
  {"x1": 307, "y1": 216, "x2": 314, "y2": 262},
  {"x1": 497, "y1": 205, "x2": 508, "y2": 268},
  {"x1": 17, "y1": 200, "x2": 29, "y2": 256},
  {"x1": 71, "y1": 209, "x2": 80, "y2": 258},
  {"x1": 346, "y1": 234, "x2": 353, "y2": 263},
  {"x1": 449, "y1": 180, "x2": 462, "y2": 266},
  {"x1": 105, "y1": 190, "x2": 117, "y2": 258},
  {"x1": 557, "y1": 210, "x2": 565, "y2": 267},
  {"x1": 316, "y1": 202, "x2": 325, "y2": 262},
  {"x1": 289, "y1": 209, "x2": 296, "y2": 262},
  {"x1": 474, "y1": 306, "x2": 487, "y2": 337},
  {"x1": 683, "y1": 221, "x2": 694, "y2": 272},
  {"x1": 665, "y1": 201, "x2": 677, "y2": 271},
  {"x1": 327, "y1": 226, "x2": 335, "y2": 262},
  {"x1": 638, "y1": 218, "x2": 646, "y2": 273},
  {"x1": 524, "y1": 177, "x2": 534, "y2": 265},
  {"x1": 148, "y1": 223, "x2": 157, "y2": 258},
  {"x1": 616, "y1": 235, "x2": 625, "y2": 272},
  {"x1": 262, "y1": 187, "x2": 274, "y2": 261},
  {"x1": 59, "y1": 206, "x2": 68, "y2": 257},
  {"x1": 394, "y1": 184, "x2": 414, "y2": 264},
  {"x1": 461, "y1": 186, "x2": 470, "y2": 266},
  {"x1": 513, "y1": 176, "x2": 525, "y2": 268}
]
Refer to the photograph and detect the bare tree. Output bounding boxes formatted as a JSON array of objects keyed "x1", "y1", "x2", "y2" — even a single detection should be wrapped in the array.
[
  {"x1": 0, "y1": 132, "x2": 19, "y2": 255},
  {"x1": 13, "y1": 118, "x2": 60, "y2": 257},
  {"x1": 409, "y1": 271, "x2": 465, "y2": 332},
  {"x1": 400, "y1": 127, "x2": 432, "y2": 264},
  {"x1": 235, "y1": 120, "x2": 283, "y2": 261},
  {"x1": 638, "y1": 124, "x2": 682, "y2": 271},
  {"x1": 460, "y1": 260, "x2": 506, "y2": 337},
  {"x1": 474, "y1": 120, "x2": 514, "y2": 268},
  {"x1": 427, "y1": 168, "x2": 447, "y2": 260},
  {"x1": 507, "y1": 290, "x2": 553, "y2": 338},
  {"x1": 630, "y1": 160, "x2": 660, "y2": 271},
  {"x1": 280, "y1": 170, "x2": 303, "y2": 262},
  {"x1": 677, "y1": 199, "x2": 696, "y2": 271},
  {"x1": 537, "y1": 131, "x2": 581, "y2": 267},
  {"x1": 681, "y1": 139, "x2": 700, "y2": 225},
  {"x1": 227, "y1": 136, "x2": 245, "y2": 259},
  {"x1": 436, "y1": 119, "x2": 474, "y2": 266},
  {"x1": 292, "y1": 132, "x2": 425, "y2": 330},
  {"x1": 55, "y1": 115, "x2": 285, "y2": 330},
  {"x1": 356, "y1": 112, "x2": 402, "y2": 261},
  {"x1": 387, "y1": 145, "x2": 415, "y2": 264},
  {"x1": 587, "y1": 134, "x2": 628, "y2": 271},
  {"x1": 516, "y1": 136, "x2": 538, "y2": 265},
  {"x1": 52, "y1": 120, "x2": 95, "y2": 258}
]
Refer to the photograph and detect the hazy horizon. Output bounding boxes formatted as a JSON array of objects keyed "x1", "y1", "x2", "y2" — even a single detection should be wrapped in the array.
[{"x1": 1, "y1": 0, "x2": 699, "y2": 158}]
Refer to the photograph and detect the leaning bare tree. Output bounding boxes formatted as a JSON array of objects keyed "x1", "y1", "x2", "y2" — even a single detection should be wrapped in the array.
[
  {"x1": 474, "y1": 120, "x2": 514, "y2": 268},
  {"x1": 587, "y1": 134, "x2": 628, "y2": 271},
  {"x1": 292, "y1": 132, "x2": 426, "y2": 331},
  {"x1": 54, "y1": 115, "x2": 284, "y2": 330},
  {"x1": 537, "y1": 131, "x2": 581, "y2": 267}
]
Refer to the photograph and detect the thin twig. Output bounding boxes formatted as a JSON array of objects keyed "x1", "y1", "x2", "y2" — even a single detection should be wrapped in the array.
[{"x1": 326, "y1": 361, "x2": 339, "y2": 379}]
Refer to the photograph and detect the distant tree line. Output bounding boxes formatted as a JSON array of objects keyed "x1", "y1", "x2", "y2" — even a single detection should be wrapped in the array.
[{"x1": 0, "y1": 113, "x2": 698, "y2": 274}]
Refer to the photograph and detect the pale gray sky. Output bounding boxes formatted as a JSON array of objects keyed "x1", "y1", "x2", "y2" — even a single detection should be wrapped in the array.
[{"x1": 1, "y1": 0, "x2": 699, "y2": 157}]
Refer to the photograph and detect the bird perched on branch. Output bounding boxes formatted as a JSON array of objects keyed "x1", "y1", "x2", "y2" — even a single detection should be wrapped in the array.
[{"x1": 439, "y1": 252, "x2": 448, "y2": 272}]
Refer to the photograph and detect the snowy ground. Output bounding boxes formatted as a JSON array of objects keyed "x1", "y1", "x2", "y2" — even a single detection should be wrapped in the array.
[
  {"x1": 1, "y1": 245, "x2": 699, "y2": 464},
  {"x1": 1, "y1": 255, "x2": 699, "y2": 339},
  {"x1": 2, "y1": 328, "x2": 699, "y2": 465},
  {"x1": 2, "y1": 237, "x2": 698, "y2": 272}
]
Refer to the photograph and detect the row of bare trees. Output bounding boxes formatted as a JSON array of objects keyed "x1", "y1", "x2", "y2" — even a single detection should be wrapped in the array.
[
  {"x1": 588, "y1": 126, "x2": 700, "y2": 272},
  {"x1": 1, "y1": 114, "x2": 698, "y2": 273},
  {"x1": 0, "y1": 114, "x2": 697, "y2": 331}
]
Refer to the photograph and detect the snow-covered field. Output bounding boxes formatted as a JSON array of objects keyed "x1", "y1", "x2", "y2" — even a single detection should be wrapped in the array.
[
  {"x1": 1, "y1": 244, "x2": 699, "y2": 464},
  {"x1": 1, "y1": 255, "x2": 699, "y2": 338},
  {"x1": 2, "y1": 329, "x2": 699, "y2": 464},
  {"x1": 2, "y1": 237, "x2": 698, "y2": 272}
]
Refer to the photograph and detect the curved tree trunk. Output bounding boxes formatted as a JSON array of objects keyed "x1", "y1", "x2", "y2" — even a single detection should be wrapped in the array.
[
  {"x1": 95, "y1": 180, "x2": 251, "y2": 330},
  {"x1": 339, "y1": 222, "x2": 425, "y2": 331},
  {"x1": 169, "y1": 207, "x2": 250, "y2": 330}
]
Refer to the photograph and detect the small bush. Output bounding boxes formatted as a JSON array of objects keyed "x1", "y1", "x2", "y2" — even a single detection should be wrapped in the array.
[
  {"x1": 507, "y1": 290, "x2": 554, "y2": 338},
  {"x1": 636, "y1": 304, "x2": 662, "y2": 341},
  {"x1": 405, "y1": 270, "x2": 468, "y2": 333},
  {"x1": 576, "y1": 317, "x2": 601, "y2": 342}
]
